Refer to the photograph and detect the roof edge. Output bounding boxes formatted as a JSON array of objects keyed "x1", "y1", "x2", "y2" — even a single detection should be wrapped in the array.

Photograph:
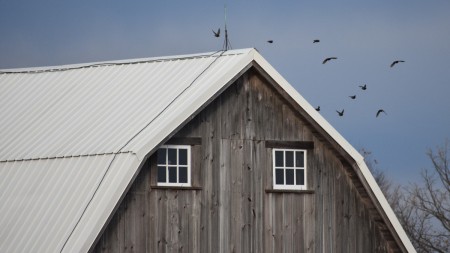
[{"x1": 0, "y1": 48, "x2": 255, "y2": 74}]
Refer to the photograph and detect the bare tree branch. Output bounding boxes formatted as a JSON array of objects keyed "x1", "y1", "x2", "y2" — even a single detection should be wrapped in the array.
[
  {"x1": 363, "y1": 140, "x2": 450, "y2": 252},
  {"x1": 400, "y1": 140, "x2": 450, "y2": 253}
]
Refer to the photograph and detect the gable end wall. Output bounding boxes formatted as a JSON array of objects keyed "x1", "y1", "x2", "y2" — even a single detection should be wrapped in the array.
[{"x1": 92, "y1": 68, "x2": 401, "y2": 253}]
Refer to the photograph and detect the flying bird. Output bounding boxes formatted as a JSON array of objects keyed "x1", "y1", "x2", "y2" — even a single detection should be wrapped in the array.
[
  {"x1": 390, "y1": 60, "x2": 405, "y2": 68},
  {"x1": 322, "y1": 57, "x2": 337, "y2": 64},
  {"x1": 349, "y1": 95, "x2": 356, "y2": 100},
  {"x1": 315, "y1": 106, "x2": 320, "y2": 111},
  {"x1": 336, "y1": 109, "x2": 344, "y2": 117},
  {"x1": 212, "y1": 28, "x2": 220, "y2": 37},
  {"x1": 359, "y1": 84, "x2": 367, "y2": 90},
  {"x1": 376, "y1": 109, "x2": 387, "y2": 117},
  {"x1": 313, "y1": 39, "x2": 320, "y2": 43},
  {"x1": 267, "y1": 40, "x2": 273, "y2": 43}
]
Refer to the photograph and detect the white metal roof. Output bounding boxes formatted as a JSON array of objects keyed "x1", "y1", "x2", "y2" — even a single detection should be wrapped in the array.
[
  {"x1": 0, "y1": 50, "x2": 251, "y2": 161},
  {"x1": 0, "y1": 48, "x2": 415, "y2": 252}
]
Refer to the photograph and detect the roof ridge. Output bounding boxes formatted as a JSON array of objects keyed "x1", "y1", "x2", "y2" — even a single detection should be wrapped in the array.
[
  {"x1": 0, "y1": 150, "x2": 135, "y2": 163},
  {"x1": 0, "y1": 48, "x2": 252, "y2": 75}
]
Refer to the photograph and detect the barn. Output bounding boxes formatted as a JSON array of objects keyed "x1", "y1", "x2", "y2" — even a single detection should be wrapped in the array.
[{"x1": 0, "y1": 48, "x2": 415, "y2": 252}]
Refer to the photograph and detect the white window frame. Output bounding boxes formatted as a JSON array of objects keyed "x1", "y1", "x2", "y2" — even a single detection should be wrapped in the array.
[
  {"x1": 272, "y1": 148, "x2": 307, "y2": 190},
  {"x1": 157, "y1": 145, "x2": 191, "y2": 187}
]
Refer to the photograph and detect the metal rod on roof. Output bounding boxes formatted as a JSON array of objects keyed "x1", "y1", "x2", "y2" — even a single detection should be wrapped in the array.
[{"x1": 222, "y1": 4, "x2": 232, "y2": 51}]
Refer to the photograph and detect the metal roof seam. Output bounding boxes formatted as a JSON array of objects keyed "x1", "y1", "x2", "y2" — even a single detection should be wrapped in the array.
[
  {"x1": 118, "y1": 50, "x2": 228, "y2": 153},
  {"x1": 0, "y1": 50, "x2": 242, "y2": 75},
  {"x1": 58, "y1": 152, "x2": 138, "y2": 252},
  {"x1": 0, "y1": 151, "x2": 135, "y2": 163}
]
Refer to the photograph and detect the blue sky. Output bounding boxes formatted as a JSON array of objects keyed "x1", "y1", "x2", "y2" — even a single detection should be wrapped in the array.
[{"x1": 1, "y1": 1, "x2": 449, "y2": 184}]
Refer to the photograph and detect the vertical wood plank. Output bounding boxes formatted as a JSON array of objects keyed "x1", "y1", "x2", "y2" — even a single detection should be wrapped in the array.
[
  {"x1": 242, "y1": 140, "x2": 256, "y2": 253},
  {"x1": 292, "y1": 194, "x2": 304, "y2": 252},
  {"x1": 191, "y1": 145, "x2": 202, "y2": 188},
  {"x1": 305, "y1": 194, "x2": 315, "y2": 253},
  {"x1": 264, "y1": 194, "x2": 274, "y2": 253},
  {"x1": 199, "y1": 101, "x2": 214, "y2": 253},
  {"x1": 218, "y1": 139, "x2": 231, "y2": 253},
  {"x1": 147, "y1": 189, "x2": 157, "y2": 252},
  {"x1": 228, "y1": 139, "x2": 245, "y2": 253}
]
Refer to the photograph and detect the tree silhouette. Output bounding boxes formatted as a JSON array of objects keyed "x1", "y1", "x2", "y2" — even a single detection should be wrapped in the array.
[{"x1": 363, "y1": 140, "x2": 450, "y2": 252}]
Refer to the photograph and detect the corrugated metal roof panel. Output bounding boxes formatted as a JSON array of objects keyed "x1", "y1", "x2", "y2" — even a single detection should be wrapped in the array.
[
  {"x1": 126, "y1": 50, "x2": 255, "y2": 158},
  {"x1": 0, "y1": 49, "x2": 251, "y2": 161},
  {"x1": 62, "y1": 152, "x2": 141, "y2": 252},
  {"x1": 0, "y1": 153, "x2": 137, "y2": 253}
]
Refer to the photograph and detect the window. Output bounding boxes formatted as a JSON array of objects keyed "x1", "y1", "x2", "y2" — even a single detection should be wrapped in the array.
[
  {"x1": 157, "y1": 145, "x2": 191, "y2": 187},
  {"x1": 273, "y1": 149, "x2": 306, "y2": 190}
]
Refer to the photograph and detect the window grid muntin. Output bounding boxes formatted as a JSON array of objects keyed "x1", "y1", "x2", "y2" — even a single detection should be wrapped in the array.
[
  {"x1": 157, "y1": 145, "x2": 191, "y2": 187},
  {"x1": 273, "y1": 149, "x2": 307, "y2": 190}
]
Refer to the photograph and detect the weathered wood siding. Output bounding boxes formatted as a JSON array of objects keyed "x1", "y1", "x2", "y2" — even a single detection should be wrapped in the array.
[{"x1": 93, "y1": 69, "x2": 400, "y2": 252}]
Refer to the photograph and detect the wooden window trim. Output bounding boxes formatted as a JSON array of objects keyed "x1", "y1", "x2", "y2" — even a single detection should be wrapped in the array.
[
  {"x1": 265, "y1": 140, "x2": 314, "y2": 149},
  {"x1": 265, "y1": 189, "x2": 314, "y2": 194},
  {"x1": 165, "y1": 137, "x2": 202, "y2": 146},
  {"x1": 151, "y1": 186, "x2": 202, "y2": 191}
]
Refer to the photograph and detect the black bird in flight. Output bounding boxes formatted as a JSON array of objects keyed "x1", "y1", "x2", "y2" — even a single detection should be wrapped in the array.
[
  {"x1": 390, "y1": 60, "x2": 405, "y2": 68},
  {"x1": 349, "y1": 95, "x2": 356, "y2": 100},
  {"x1": 376, "y1": 109, "x2": 387, "y2": 117},
  {"x1": 336, "y1": 109, "x2": 344, "y2": 116},
  {"x1": 313, "y1": 39, "x2": 320, "y2": 43},
  {"x1": 322, "y1": 57, "x2": 337, "y2": 64},
  {"x1": 359, "y1": 84, "x2": 367, "y2": 90},
  {"x1": 315, "y1": 106, "x2": 320, "y2": 111},
  {"x1": 267, "y1": 40, "x2": 273, "y2": 43},
  {"x1": 212, "y1": 28, "x2": 220, "y2": 38}
]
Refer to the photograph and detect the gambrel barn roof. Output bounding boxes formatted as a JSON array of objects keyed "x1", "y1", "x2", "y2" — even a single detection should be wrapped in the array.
[{"x1": 0, "y1": 48, "x2": 415, "y2": 252}]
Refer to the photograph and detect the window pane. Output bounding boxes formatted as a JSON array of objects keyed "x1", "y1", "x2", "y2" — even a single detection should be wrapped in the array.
[
  {"x1": 286, "y1": 151, "x2": 294, "y2": 167},
  {"x1": 168, "y1": 166, "x2": 177, "y2": 183},
  {"x1": 275, "y1": 169, "x2": 284, "y2": 185},
  {"x1": 179, "y1": 166, "x2": 188, "y2": 183},
  {"x1": 157, "y1": 166, "x2": 166, "y2": 182},
  {"x1": 296, "y1": 169, "x2": 305, "y2": 185},
  {"x1": 275, "y1": 151, "x2": 284, "y2": 167},
  {"x1": 296, "y1": 151, "x2": 304, "y2": 167},
  {"x1": 286, "y1": 169, "x2": 294, "y2": 185},
  {"x1": 157, "y1": 148, "x2": 166, "y2": 165},
  {"x1": 168, "y1": 148, "x2": 177, "y2": 165},
  {"x1": 179, "y1": 149, "x2": 188, "y2": 165}
]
